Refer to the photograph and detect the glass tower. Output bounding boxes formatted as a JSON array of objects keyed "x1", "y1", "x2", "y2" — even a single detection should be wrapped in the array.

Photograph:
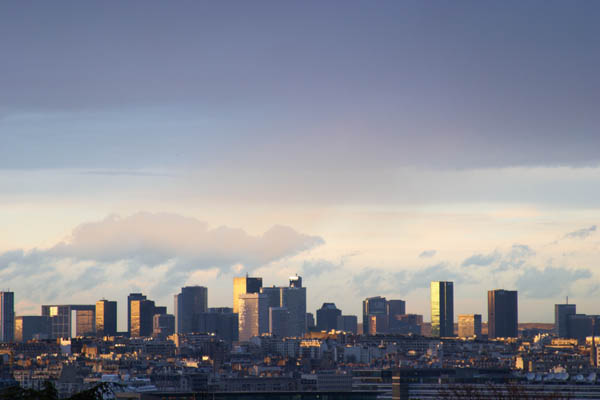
[{"x1": 430, "y1": 281, "x2": 454, "y2": 337}]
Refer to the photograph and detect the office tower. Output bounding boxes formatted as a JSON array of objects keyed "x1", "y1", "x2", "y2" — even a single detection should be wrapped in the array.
[
  {"x1": 555, "y1": 303, "x2": 577, "y2": 338},
  {"x1": 368, "y1": 314, "x2": 389, "y2": 334},
  {"x1": 337, "y1": 315, "x2": 358, "y2": 334},
  {"x1": 238, "y1": 293, "x2": 268, "y2": 341},
  {"x1": 260, "y1": 286, "x2": 282, "y2": 309},
  {"x1": 14, "y1": 316, "x2": 51, "y2": 342},
  {"x1": 280, "y1": 277, "x2": 307, "y2": 337},
  {"x1": 41, "y1": 305, "x2": 96, "y2": 338},
  {"x1": 233, "y1": 276, "x2": 263, "y2": 314},
  {"x1": 387, "y1": 300, "x2": 406, "y2": 319},
  {"x1": 431, "y1": 281, "x2": 454, "y2": 337},
  {"x1": 269, "y1": 307, "x2": 290, "y2": 337},
  {"x1": 488, "y1": 289, "x2": 518, "y2": 338},
  {"x1": 198, "y1": 308, "x2": 239, "y2": 343},
  {"x1": 566, "y1": 314, "x2": 600, "y2": 342},
  {"x1": 127, "y1": 293, "x2": 147, "y2": 335},
  {"x1": 95, "y1": 300, "x2": 117, "y2": 337},
  {"x1": 0, "y1": 292, "x2": 14, "y2": 342},
  {"x1": 316, "y1": 303, "x2": 342, "y2": 332},
  {"x1": 390, "y1": 314, "x2": 423, "y2": 335},
  {"x1": 306, "y1": 313, "x2": 316, "y2": 330},
  {"x1": 174, "y1": 286, "x2": 208, "y2": 334},
  {"x1": 130, "y1": 299, "x2": 155, "y2": 337},
  {"x1": 362, "y1": 296, "x2": 388, "y2": 335},
  {"x1": 153, "y1": 313, "x2": 175, "y2": 338},
  {"x1": 458, "y1": 314, "x2": 482, "y2": 337}
]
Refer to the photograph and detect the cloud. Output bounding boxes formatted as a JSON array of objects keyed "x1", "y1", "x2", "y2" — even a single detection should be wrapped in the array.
[
  {"x1": 564, "y1": 225, "x2": 597, "y2": 240},
  {"x1": 516, "y1": 266, "x2": 591, "y2": 299},
  {"x1": 461, "y1": 244, "x2": 534, "y2": 271},
  {"x1": 0, "y1": 213, "x2": 324, "y2": 305},
  {"x1": 419, "y1": 250, "x2": 436, "y2": 259}
]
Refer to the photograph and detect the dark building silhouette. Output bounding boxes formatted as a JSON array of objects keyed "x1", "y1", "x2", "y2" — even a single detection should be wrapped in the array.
[
  {"x1": 566, "y1": 314, "x2": 600, "y2": 342},
  {"x1": 0, "y1": 292, "x2": 14, "y2": 343},
  {"x1": 390, "y1": 314, "x2": 423, "y2": 335},
  {"x1": 15, "y1": 316, "x2": 51, "y2": 342},
  {"x1": 153, "y1": 313, "x2": 175, "y2": 338},
  {"x1": 127, "y1": 293, "x2": 147, "y2": 335},
  {"x1": 555, "y1": 303, "x2": 576, "y2": 338},
  {"x1": 431, "y1": 281, "x2": 454, "y2": 337},
  {"x1": 269, "y1": 307, "x2": 290, "y2": 337},
  {"x1": 387, "y1": 300, "x2": 406, "y2": 320},
  {"x1": 316, "y1": 303, "x2": 342, "y2": 332},
  {"x1": 337, "y1": 315, "x2": 358, "y2": 334},
  {"x1": 362, "y1": 296, "x2": 388, "y2": 335},
  {"x1": 197, "y1": 307, "x2": 239, "y2": 343},
  {"x1": 95, "y1": 299, "x2": 117, "y2": 337},
  {"x1": 488, "y1": 289, "x2": 518, "y2": 338},
  {"x1": 130, "y1": 299, "x2": 155, "y2": 337},
  {"x1": 174, "y1": 286, "x2": 208, "y2": 334}
]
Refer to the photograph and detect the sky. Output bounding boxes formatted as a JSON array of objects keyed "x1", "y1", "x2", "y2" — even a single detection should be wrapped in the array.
[{"x1": 1, "y1": 1, "x2": 600, "y2": 330}]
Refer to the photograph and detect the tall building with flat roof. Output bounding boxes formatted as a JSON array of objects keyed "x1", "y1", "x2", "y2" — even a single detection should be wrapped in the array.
[
  {"x1": 41, "y1": 305, "x2": 96, "y2": 338},
  {"x1": 337, "y1": 315, "x2": 358, "y2": 334},
  {"x1": 238, "y1": 293, "x2": 268, "y2": 341},
  {"x1": 488, "y1": 289, "x2": 518, "y2": 338},
  {"x1": 316, "y1": 303, "x2": 341, "y2": 332},
  {"x1": 362, "y1": 296, "x2": 387, "y2": 335},
  {"x1": 555, "y1": 303, "x2": 576, "y2": 338},
  {"x1": 127, "y1": 293, "x2": 146, "y2": 335},
  {"x1": 269, "y1": 307, "x2": 290, "y2": 337},
  {"x1": 174, "y1": 286, "x2": 208, "y2": 334},
  {"x1": 130, "y1": 299, "x2": 155, "y2": 337},
  {"x1": 280, "y1": 283, "x2": 306, "y2": 337},
  {"x1": 0, "y1": 292, "x2": 14, "y2": 342},
  {"x1": 95, "y1": 299, "x2": 117, "y2": 337},
  {"x1": 431, "y1": 281, "x2": 454, "y2": 337},
  {"x1": 458, "y1": 314, "x2": 482, "y2": 337},
  {"x1": 15, "y1": 316, "x2": 51, "y2": 342},
  {"x1": 233, "y1": 276, "x2": 263, "y2": 314}
]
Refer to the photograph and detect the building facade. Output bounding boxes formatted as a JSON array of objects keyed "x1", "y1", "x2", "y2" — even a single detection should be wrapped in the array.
[
  {"x1": 238, "y1": 293, "x2": 269, "y2": 341},
  {"x1": 316, "y1": 303, "x2": 342, "y2": 332},
  {"x1": 174, "y1": 286, "x2": 208, "y2": 334},
  {"x1": 95, "y1": 299, "x2": 117, "y2": 337},
  {"x1": 555, "y1": 303, "x2": 577, "y2": 338},
  {"x1": 0, "y1": 291, "x2": 14, "y2": 342},
  {"x1": 233, "y1": 276, "x2": 263, "y2": 314},
  {"x1": 458, "y1": 314, "x2": 482, "y2": 337},
  {"x1": 431, "y1": 281, "x2": 454, "y2": 337},
  {"x1": 488, "y1": 289, "x2": 518, "y2": 338}
]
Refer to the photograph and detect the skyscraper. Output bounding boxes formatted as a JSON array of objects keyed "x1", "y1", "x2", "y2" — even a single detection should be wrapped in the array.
[
  {"x1": 488, "y1": 289, "x2": 518, "y2": 338},
  {"x1": 14, "y1": 316, "x2": 51, "y2": 342},
  {"x1": 233, "y1": 276, "x2": 262, "y2": 314},
  {"x1": 362, "y1": 296, "x2": 387, "y2": 335},
  {"x1": 458, "y1": 314, "x2": 482, "y2": 337},
  {"x1": 41, "y1": 305, "x2": 96, "y2": 338},
  {"x1": 174, "y1": 286, "x2": 208, "y2": 334},
  {"x1": 430, "y1": 281, "x2": 454, "y2": 337},
  {"x1": 127, "y1": 293, "x2": 147, "y2": 335},
  {"x1": 555, "y1": 303, "x2": 577, "y2": 338},
  {"x1": 95, "y1": 299, "x2": 117, "y2": 337},
  {"x1": 238, "y1": 293, "x2": 269, "y2": 341},
  {"x1": 0, "y1": 292, "x2": 14, "y2": 342},
  {"x1": 269, "y1": 307, "x2": 290, "y2": 337},
  {"x1": 336, "y1": 315, "x2": 358, "y2": 334},
  {"x1": 280, "y1": 277, "x2": 307, "y2": 337},
  {"x1": 153, "y1": 313, "x2": 175, "y2": 338},
  {"x1": 130, "y1": 299, "x2": 155, "y2": 337},
  {"x1": 316, "y1": 303, "x2": 341, "y2": 332}
]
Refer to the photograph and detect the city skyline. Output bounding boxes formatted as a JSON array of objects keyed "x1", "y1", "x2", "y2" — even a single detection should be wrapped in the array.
[{"x1": 2, "y1": 1, "x2": 600, "y2": 324}]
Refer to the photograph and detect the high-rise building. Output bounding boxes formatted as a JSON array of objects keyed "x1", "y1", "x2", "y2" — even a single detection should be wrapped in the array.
[
  {"x1": 0, "y1": 292, "x2": 14, "y2": 342},
  {"x1": 269, "y1": 307, "x2": 290, "y2": 337},
  {"x1": 127, "y1": 293, "x2": 147, "y2": 335},
  {"x1": 41, "y1": 305, "x2": 96, "y2": 338},
  {"x1": 362, "y1": 296, "x2": 388, "y2": 335},
  {"x1": 368, "y1": 314, "x2": 389, "y2": 334},
  {"x1": 387, "y1": 300, "x2": 406, "y2": 319},
  {"x1": 238, "y1": 293, "x2": 269, "y2": 341},
  {"x1": 95, "y1": 300, "x2": 117, "y2": 337},
  {"x1": 14, "y1": 316, "x2": 51, "y2": 342},
  {"x1": 316, "y1": 303, "x2": 342, "y2": 332},
  {"x1": 260, "y1": 286, "x2": 282, "y2": 308},
  {"x1": 306, "y1": 313, "x2": 316, "y2": 330},
  {"x1": 174, "y1": 286, "x2": 208, "y2": 334},
  {"x1": 280, "y1": 278, "x2": 306, "y2": 337},
  {"x1": 336, "y1": 315, "x2": 358, "y2": 334},
  {"x1": 153, "y1": 313, "x2": 175, "y2": 338},
  {"x1": 130, "y1": 299, "x2": 155, "y2": 337},
  {"x1": 390, "y1": 314, "x2": 423, "y2": 335},
  {"x1": 555, "y1": 303, "x2": 577, "y2": 338},
  {"x1": 233, "y1": 276, "x2": 262, "y2": 314},
  {"x1": 488, "y1": 289, "x2": 518, "y2": 338},
  {"x1": 458, "y1": 314, "x2": 482, "y2": 337},
  {"x1": 197, "y1": 307, "x2": 239, "y2": 343},
  {"x1": 430, "y1": 281, "x2": 454, "y2": 337}
]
